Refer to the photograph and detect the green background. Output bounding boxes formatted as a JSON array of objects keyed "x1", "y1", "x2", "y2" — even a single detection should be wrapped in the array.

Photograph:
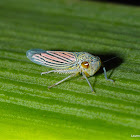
[{"x1": 0, "y1": 0, "x2": 140, "y2": 139}]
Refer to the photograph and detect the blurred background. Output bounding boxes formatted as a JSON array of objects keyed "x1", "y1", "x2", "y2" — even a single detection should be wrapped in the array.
[
  {"x1": 89, "y1": 0, "x2": 140, "y2": 6},
  {"x1": 0, "y1": 0, "x2": 140, "y2": 140}
]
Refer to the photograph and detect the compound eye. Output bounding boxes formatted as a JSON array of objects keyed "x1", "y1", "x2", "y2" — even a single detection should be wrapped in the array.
[{"x1": 81, "y1": 61, "x2": 89, "y2": 68}]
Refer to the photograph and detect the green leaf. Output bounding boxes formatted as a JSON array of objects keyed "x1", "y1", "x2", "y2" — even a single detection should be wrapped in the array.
[{"x1": 0, "y1": 0, "x2": 140, "y2": 139}]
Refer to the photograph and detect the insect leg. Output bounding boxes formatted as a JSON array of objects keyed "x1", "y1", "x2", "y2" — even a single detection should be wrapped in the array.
[
  {"x1": 103, "y1": 67, "x2": 114, "y2": 82},
  {"x1": 41, "y1": 69, "x2": 78, "y2": 75},
  {"x1": 41, "y1": 70, "x2": 58, "y2": 75},
  {"x1": 48, "y1": 74, "x2": 76, "y2": 89},
  {"x1": 82, "y1": 72, "x2": 94, "y2": 93}
]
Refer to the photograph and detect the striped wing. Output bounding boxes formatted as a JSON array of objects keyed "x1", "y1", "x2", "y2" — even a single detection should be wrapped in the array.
[{"x1": 26, "y1": 49, "x2": 77, "y2": 69}]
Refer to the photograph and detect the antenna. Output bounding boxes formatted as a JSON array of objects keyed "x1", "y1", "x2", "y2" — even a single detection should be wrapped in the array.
[{"x1": 103, "y1": 56, "x2": 117, "y2": 63}]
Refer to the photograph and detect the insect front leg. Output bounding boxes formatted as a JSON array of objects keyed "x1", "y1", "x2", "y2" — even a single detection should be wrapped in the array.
[
  {"x1": 48, "y1": 74, "x2": 76, "y2": 89},
  {"x1": 82, "y1": 72, "x2": 94, "y2": 93},
  {"x1": 103, "y1": 67, "x2": 114, "y2": 82}
]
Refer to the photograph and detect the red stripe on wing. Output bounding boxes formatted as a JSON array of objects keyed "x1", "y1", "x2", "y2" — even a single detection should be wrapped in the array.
[
  {"x1": 47, "y1": 51, "x2": 76, "y2": 62},
  {"x1": 41, "y1": 53, "x2": 68, "y2": 63},
  {"x1": 31, "y1": 51, "x2": 77, "y2": 69}
]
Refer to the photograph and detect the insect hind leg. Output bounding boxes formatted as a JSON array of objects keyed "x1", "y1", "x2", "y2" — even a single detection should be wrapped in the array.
[
  {"x1": 41, "y1": 69, "x2": 79, "y2": 75},
  {"x1": 41, "y1": 70, "x2": 59, "y2": 75},
  {"x1": 48, "y1": 74, "x2": 76, "y2": 89}
]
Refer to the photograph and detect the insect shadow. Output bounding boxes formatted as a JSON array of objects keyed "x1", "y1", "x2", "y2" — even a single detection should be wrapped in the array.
[
  {"x1": 85, "y1": 0, "x2": 140, "y2": 6},
  {"x1": 90, "y1": 52, "x2": 123, "y2": 91},
  {"x1": 92, "y1": 53, "x2": 123, "y2": 76}
]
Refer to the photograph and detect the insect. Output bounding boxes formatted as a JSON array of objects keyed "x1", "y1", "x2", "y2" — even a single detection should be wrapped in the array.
[{"x1": 26, "y1": 49, "x2": 114, "y2": 92}]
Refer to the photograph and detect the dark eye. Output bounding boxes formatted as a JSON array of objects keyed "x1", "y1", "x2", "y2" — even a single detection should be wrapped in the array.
[{"x1": 81, "y1": 61, "x2": 89, "y2": 68}]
